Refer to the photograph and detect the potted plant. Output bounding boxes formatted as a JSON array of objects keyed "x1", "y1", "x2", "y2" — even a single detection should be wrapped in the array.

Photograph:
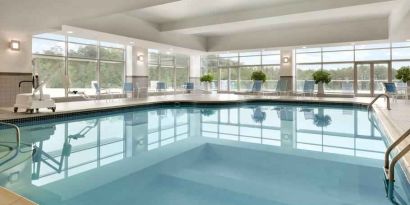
[
  {"x1": 395, "y1": 66, "x2": 410, "y2": 86},
  {"x1": 251, "y1": 70, "x2": 267, "y2": 83},
  {"x1": 200, "y1": 74, "x2": 214, "y2": 91},
  {"x1": 312, "y1": 70, "x2": 332, "y2": 97}
]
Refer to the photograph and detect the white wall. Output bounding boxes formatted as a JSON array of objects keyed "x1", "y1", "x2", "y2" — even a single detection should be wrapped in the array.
[
  {"x1": 207, "y1": 18, "x2": 389, "y2": 52},
  {"x1": 389, "y1": 0, "x2": 410, "y2": 40},
  {"x1": 0, "y1": 31, "x2": 32, "y2": 73}
]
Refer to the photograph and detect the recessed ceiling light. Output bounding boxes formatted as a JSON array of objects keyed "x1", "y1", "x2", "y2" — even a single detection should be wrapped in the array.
[
  {"x1": 67, "y1": 31, "x2": 74, "y2": 34},
  {"x1": 130, "y1": 41, "x2": 135, "y2": 44},
  {"x1": 302, "y1": 46, "x2": 307, "y2": 49}
]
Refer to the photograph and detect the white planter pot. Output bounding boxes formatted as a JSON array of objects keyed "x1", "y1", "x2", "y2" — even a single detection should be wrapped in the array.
[
  {"x1": 203, "y1": 82, "x2": 211, "y2": 91},
  {"x1": 317, "y1": 82, "x2": 324, "y2": 97}
]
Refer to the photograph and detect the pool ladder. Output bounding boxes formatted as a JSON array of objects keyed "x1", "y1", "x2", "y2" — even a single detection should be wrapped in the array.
[
  {"x1": 0, "y1": 122, "x2": 21, "y2": 166},
  {"x1": 384, "y1": 128, "x2": 410, "y2": 202},
  {"x1": 367, "y1": 94, "x2": 391, "y2": 112},
  {"x1": 0, "y1": 122, "x2": 20, "y2": 147}
]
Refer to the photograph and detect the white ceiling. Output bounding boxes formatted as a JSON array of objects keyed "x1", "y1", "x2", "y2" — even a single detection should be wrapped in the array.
[
  {"x1": 2, "y1": 0, "x2": 409, "y2": 53},
  {"x1": 126, "y1": 0, "x2": 396, "y2": 36},
  {"x1": 0, "y1": 0, "x2": 180, "y2": 33},
  {"x1": 127, "y1": 0, "x2": 304, "y2": 24}
]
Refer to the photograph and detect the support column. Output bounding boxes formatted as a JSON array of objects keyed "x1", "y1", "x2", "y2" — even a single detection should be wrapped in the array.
[
  {"x1": 126, "y1": 46, "x2": 149, "y2": 98},
  {"x1": 279, "y1": 49, "x2": 293, "y2": 92},
  {"x1": 189, "y1": 55, "x2": 201, "y2": 89}
]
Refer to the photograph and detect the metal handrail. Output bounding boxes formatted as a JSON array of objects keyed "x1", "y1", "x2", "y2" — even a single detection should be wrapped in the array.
[
  {"x1": 367, "y1": 93, "x2": 391, "y2": 111},
  {"x1": 0, "y1": 122, "x2": 20, "y2": 148},
  {"x1": 384, "y1": 128, "x2": 410, "y2": 181}
]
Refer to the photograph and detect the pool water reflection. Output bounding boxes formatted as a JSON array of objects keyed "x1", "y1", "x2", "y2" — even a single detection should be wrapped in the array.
[{"x1": 0, "y1": 102, "x2": 395, "y2": 205}]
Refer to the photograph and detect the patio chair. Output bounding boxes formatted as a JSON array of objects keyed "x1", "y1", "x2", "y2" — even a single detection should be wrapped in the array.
[
  {"x1": 396, "y1": 82, "x2": 408, "y2": 100},
  {"x1": 156, "y1": 82, "x2": 167, "y2": 96},
  {"x1": 341, "y1": 81, "x2": 353, "y2": 94},
  {"x1": 185, "y1": 82, "x2": 194, "y2": 93},
  {"x1": 272, "y1": 79, "x2": 288, "y2": 96},
  {"x1": 299, "y1": 80, "x2": 315, "y2": 96},
  {"x1": 123, "y1": 82, "x2": 135, "y2": 99},
  {"x1": 383, "y1": 82, "x2": 399, "y2": 102},
  {"x1": 251, "y1": 80, "x2": 263, "y2": 94},
  {"x1": 92, "y1": 81, "x2": 110, "y2": 99}
]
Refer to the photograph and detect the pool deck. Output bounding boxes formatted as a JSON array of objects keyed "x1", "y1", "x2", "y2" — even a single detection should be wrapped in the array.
[{"x1": 0, "y1": 94, "x2": 409, "y2": 179}]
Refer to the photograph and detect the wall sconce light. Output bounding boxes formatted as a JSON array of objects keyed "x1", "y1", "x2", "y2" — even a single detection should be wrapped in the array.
[
  {"x1": 282, "y1": 57, "x2": 290, "y2": 64},
  {"x1": 10, "y1": 40, "x2": 20, "y2": 51},
  {"x1": 137, "y1": 55, "x2": 144, "y2": 62}
]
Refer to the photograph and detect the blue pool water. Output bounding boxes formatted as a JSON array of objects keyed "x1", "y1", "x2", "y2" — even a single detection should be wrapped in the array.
[{"x1": 0, "y1": 102, "x2": 409, "y2": 205}]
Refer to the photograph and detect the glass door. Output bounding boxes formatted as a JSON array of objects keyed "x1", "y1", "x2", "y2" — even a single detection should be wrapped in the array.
[
  {"x1": 219, "y1": 68, "x2": 229, "y2": 91},
  {"x1": 230, "y1": 68, "x2": 239, "y2": 92},
  {"x1": 373, "y1": 63, "x2": 389, "y2": 94},
  {"x1": 354, "y1": 62, "x2": 390, "y2": 96},
  {"x1": 356, "y1": 63, "x2": 371, "y2": 95}
]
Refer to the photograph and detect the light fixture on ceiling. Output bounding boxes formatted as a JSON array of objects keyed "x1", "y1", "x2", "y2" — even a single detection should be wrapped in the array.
[
  {"x1": 406, "y1": 39, "x2": 410, "y2": 42},
  {"x1": 130, "y1": 41, "x2": 135, "y2": 45},
  {"x1": 302, "y1": 46, "x2": 307, "y2": 49},
  {"x1": 9, "y1": 40, "x2": 20, "y2": 51},
  {"x1": 67, "y1": 31, "x2": 74, "y2": 34},
  {"x1": 282, "y1": 57, "x2": 290, "y2": 64},
  {"x1": 137, "y1": 55, "x2": 144, "y2": 62}
]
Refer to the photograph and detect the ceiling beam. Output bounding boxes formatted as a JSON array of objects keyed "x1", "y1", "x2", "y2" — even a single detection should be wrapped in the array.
[
  {"x1": 159, "y1": 0, "x2": 394, "y2": 34},
  {"x1": 0, "y1": 0, "x2": 181, "y2": 33}
]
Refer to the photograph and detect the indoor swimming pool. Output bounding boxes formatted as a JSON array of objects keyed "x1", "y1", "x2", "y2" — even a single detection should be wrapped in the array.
[{"x1": 0, "y1": 102, "x2": 409, "y2": 205}]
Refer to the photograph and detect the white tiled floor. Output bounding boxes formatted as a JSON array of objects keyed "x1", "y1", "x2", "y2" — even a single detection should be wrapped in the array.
[{"x1": 0, "y1": 94, "x2": 374, "y2": 119}]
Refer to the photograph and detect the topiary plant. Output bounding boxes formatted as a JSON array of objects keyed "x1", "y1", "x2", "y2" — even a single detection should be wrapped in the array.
[
  {"x1": 251, "y1": 70, "x2": 266, "y2": 83},
  {"x1": 200, "y1": 74, "x2": 214, "y2": 83},
  {"x1": 312, "y1": 71, "x2": 332, "y2": 84},
  {"x1": 395, "y1": 66, "x2": 410, "y2": 84}
]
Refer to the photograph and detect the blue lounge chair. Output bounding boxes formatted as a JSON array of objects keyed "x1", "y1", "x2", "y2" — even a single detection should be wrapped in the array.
[
  {"x1": 273, "y1": 79, "x2": 288, "y2": 96},
  {"x1": 251, "y1": 80, "x2": 263, "y2": 93},
  {"x1": 123, "y1": 82, "x2": 136, "y2": 98},
  {"x1": 156, "y1": 82, "x2": 166, "y2": 91},
  {"x1": 92, "y1": 81, "x2": 110, "y2": 99},
  {"x1": 383, "y1": 82, "x2": 398, "y2": 102},
  {"x1": 300, "y1": 80, "x2": 315, "y2": 96},
  {"x1": 185, "y1": 82, "x2": 194, "y2": 93}
]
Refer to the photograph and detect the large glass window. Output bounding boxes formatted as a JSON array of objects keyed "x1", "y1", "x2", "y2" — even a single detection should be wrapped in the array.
[
  {"x1": 34, "y1": 57, "x2": 66, "y2": 97},
  {"x1": 295, "y1": 42, "x2": 410, "y2": 95},
  {"x1": 100, "y1": 62, "x2": 124, "y2": 92},
  {"x1": 295, "y1": 64, "x2": 321, "y2": 92},
  {"x1": 148, "y1": 51, "x2": 189, "y2": 92},
  {"x1": 201, "y1": 50, "x2": 281, "y2": 92},
  {"x1": 32, "y1": 33, "x2": 126, "y2": 98},
  {"x1": 262, "y1": 66, "x2": 280, "y2": 91},
  {"x1": 68, "y1": 59, "x2": 97, "y2": 95},
  {"x1": 323, "y1": 63, "x2": 354, "y2": 93}
]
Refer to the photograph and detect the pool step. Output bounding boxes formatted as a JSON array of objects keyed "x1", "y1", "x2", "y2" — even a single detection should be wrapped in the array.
[
  {"x1": 160, "y1": 159, "x2": 390, "y2": 205},
  {"x1": 142, "y1": 174, "x2": 280, "y2": 205},
  {"x1": 0, "y1": 187, "x2": 38, "y2": 205}
]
